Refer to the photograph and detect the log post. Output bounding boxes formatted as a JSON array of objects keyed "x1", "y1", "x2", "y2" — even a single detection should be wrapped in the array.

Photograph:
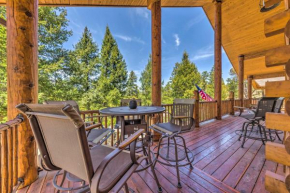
[
  {"x1": 6, "y1": 0, "x2": 38, "y2": 188},
  {"x1": 194, "y1": 90, "x2": 199, "y2": 127},
  {"x1": 229, "y1": 91, "x2": 234, "y2": 115},
  {"x1": 214, "y1": 0, "x2": 222, "y2": 120},
  {"x1": 248, "y1": 75, "x2": 253, "y2": 106},
  {"x1": 238, "y1": 55, "x2": 244, "y2": 107},
  {"x1": 150, "y1": 0, "x2": 162, "y2": 141}
]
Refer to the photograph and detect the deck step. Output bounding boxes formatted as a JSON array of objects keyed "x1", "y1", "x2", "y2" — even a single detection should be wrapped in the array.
[{"x1": 193, "y1": 167, "x2": 239, "y2": 193}]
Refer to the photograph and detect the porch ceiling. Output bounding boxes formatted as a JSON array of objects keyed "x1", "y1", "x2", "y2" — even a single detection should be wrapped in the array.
[
  {"x1": 0, "y1": 0, "x2": 211, "y2": 7},
  {"x1": 203, "y1": 0, "x2": 286, "y2": 80}
]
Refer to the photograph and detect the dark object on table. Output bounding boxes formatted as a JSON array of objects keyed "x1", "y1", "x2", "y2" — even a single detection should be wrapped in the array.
[
  {"x1": 129, "y1": 98, "x2": 138, "y2": 109},
  {"x1": 150, "y1": 99, "x2": 195, "y2": 188},
  {"x1": 16, "y1": 103, "x2": 146, "y2": 193},
  {"x1": 236, "y1": 97, "x2": 282, "y2": 148}
]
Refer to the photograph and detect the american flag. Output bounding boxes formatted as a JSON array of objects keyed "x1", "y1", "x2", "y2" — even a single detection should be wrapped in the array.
[{"x1": 195, "y1": 84, "x2": 213, "y2": 102}]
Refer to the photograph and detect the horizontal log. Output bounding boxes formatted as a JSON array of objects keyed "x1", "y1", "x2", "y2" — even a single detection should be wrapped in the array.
[
  {"x1": 266, "y1": 142, "x2": 290, "y2": 166},
  {"x1": 286, "y1": 20, "x2": 290, "y2": 39},
  {"x1": 265, "y1": 45, "x2": 290, "y2": 67},
  {"x1": 266, "y1": 113, "x2": 290, "y2": 131},
  {"x1": 252, "y1": 71, "x2": 285, "y2": 79},
  {"x1": 285, "y1": 136, "x2": 290, "y2": 154},
  {"x1": 286, "y1": 99, "x2": 290, "y2": 116},
  {"x1": 264, "y1": 9, "x2": 290, "y2": 37},
  {"x1": 286, "y1": 60, "x2": 290, "y2": 78},
  {"x1": 265, "y1": 171, "x2": 288, "y2": 193},
  {"x1": 265, "y1": 80, "x2": 290, "y2": 97}
]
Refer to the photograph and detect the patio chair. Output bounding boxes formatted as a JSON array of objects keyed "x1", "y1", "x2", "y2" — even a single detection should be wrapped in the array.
[
  {"x1": 44, "y1": 100, "x2": 114, "y2": 146},
  {"x1": 268, "y1": 97, "x2": 284, "y2": 141},
  {"x1": 150, "y1": 99, "x2": 195, "y2": 188},
  {"x1": 16, "y1": 103, "x2": 147, "y2": 193},
  {"x1": 236, "y1": 97, "x2": 278, "y2": 148}
]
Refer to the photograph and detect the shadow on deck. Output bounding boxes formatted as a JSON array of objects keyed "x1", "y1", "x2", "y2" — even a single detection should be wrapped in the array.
[{"x1": 17, "y1": 116, "x2": 283, "y2": 193}]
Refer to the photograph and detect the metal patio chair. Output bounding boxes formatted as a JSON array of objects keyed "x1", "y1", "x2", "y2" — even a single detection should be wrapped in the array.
[
  {"x1": 16, "y1": 103, "x2": 147, "y2": 193},
  {"x1": 44, "y1": 100, "x2": 114, "y2": 146},
  {"x1": 150, "y1": 99, "x2": 195, "y2": 188},
  {"x1": 268, "y1": 97, "x2": 284, "y2": 141},
  {"x1": 236, "y1": 97, "x2": 278, "y2": 148}
]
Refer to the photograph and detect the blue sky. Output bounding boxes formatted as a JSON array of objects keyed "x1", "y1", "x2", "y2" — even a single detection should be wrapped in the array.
[{"x1": 64, "y1": 7, "x2": 233, "y2": 85}]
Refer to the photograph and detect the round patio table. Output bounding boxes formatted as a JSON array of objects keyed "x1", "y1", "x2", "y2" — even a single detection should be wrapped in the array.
[{"x1": 100, "y1": 106, "x2": 165, "y2": 142}]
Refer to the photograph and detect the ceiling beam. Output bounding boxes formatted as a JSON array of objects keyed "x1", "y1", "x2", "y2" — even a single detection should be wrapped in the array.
[
  {"x1": 252, "y1": 71, "x2": 286, "y2": 79},
  {"x1": 265, "y1": 45, "x2": 290, "y2": 67},
  {"x1": 244, "y1": 51, "x2": 266, "y2": 60},
  {"x1": 0, "y1": 18, "x2": 6, "y2": 27},
  {"x1": 265, "y1": 0, "x2": 283, "y2": 8}
]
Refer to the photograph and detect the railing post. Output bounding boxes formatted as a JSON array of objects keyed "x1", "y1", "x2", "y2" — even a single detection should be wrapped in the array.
[
  {"x1": 229, "y1": 91, "x2": 234, "y2": 115},
  {"x1": 194, "y1": 90, "x2": 200, "y2": 127}
]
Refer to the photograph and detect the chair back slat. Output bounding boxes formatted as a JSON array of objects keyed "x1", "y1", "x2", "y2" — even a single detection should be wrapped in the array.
[
  {"x1": 255, "y1": 97, "x2": 278, "y2": 118},
  {"x1": 16, "y1": 104, "x2": 94, "y2": 182},
  {"x1": 44, "y1": 100, "x2": 80, "y2": 114},
  {"x1": 172, "y1": 99, "x2": 195, "y2": 130}
]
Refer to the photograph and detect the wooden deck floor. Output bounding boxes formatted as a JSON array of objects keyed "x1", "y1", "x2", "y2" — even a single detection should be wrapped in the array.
[{"x1": 17, "y1": 116, "x2": 283, "y2": 193}]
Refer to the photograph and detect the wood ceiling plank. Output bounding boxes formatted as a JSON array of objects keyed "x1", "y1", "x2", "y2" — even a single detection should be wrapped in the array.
[{"x1": 252, "y1": 71, "x2": 285, "y2": 79}]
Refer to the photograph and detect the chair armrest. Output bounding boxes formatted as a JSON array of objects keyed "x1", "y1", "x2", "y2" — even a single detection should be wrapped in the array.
[
  {"x1": 85, "y1": 123, "x2": 102, "y2": 131},
  {"x1": 119, "y1": 129, "x2": 144, "y2": 149},
  {"x1": 90, "y1": 129, "x2": 144, "y2": 193}
]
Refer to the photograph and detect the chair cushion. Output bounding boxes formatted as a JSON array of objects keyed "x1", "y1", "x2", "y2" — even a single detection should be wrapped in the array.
[
  {"x1": 151, "y1": 122, "x2": 181, "y2": 135},
  {"x1": 90, "y1": 145, "x2": 133, "y2": 192},
  {"x1": 240, "y1": 111, "x2": 255, "y2": 120},
  {"x1": 87, "y1": 128, "x2": 112, "y2": 144}
]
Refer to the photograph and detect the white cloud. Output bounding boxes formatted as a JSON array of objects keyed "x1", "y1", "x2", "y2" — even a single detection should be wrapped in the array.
[
  {"x1": 115, "y1": 34, "x2": 146, "y2": 45},
  {"x1": 174, "y1": 34, "x2": 180, "y2": 47},
  {"x1": 135, "y1": 8, "x2": 150, "y2": 19},
  {"x1": 191, "y1": 45, "x2": 214, "y2": 61},
  {"x1": 186, "y1": 14, "x2": 205, "y2": 29}
]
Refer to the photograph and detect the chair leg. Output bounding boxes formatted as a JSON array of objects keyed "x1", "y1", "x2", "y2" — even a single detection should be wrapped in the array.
[
  {"x1": 180, "y1": 135, "x2": 193, "y2": 169},
  {"x1": 153, "y1": 136, "x2": 166, "y2": 169},
  {"x1": 241, "y1": 123, "x2": 249, "y2": 148},
  {"x1": 239, "y1": 122, "x2": 246, "y2": 141},
  {"x1": 124, "y1": 183, "x2": 130, "y2": 193},
  {"x1": 150, "y1": 161, "x2": 163, "y2": 192},
  {"x1": 258, "y1": 125, "x2": 265, "y2": 145},
  {"x1": 166, "y1": 137, "x2": 170, "y2": 158},
  {"x1": 56, "y1": 170, "x2": 67, "y2": 193},
  {"x1": 275, "y1": 131, "x2": 282, "y2": 141},
  {"x1": 268, "y1": 129, "x2": 273, "y2": 141},
  {"x1": 173, "y1": 137, "x2": 182, "y2": 188}
]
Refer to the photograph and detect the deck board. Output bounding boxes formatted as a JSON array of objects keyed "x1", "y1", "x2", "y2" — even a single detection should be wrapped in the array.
[{"x1": 18, "y1": 116, "x2": 283, "y2": 193}]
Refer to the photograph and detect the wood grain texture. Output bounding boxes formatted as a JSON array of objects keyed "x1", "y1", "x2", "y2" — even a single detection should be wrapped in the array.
[
  {"x1": 252, "y1": 71, "x2": 285, "y2": 79},
  {"x1": 265, "y1": 171, "x2": 288, "y2": 193},
  {"x1": 247, "y1": 76, "x2": 252, "y2": 101},
  {"x1": 285, "y1": 20, "x2": 290, "y2": 39},
  {"x1": 265, "y1": 142, "x2": 290, "y2": 166},
  {"x1": 284, "y1": 136, "x2": 290, "y2": 154},
  {"x1": 265, "y1": 45, "x2": 290, "y2": 67},
  {"x1": 265, "y1": 9, "x2": 290, "y2": 37},
  {"x1": 266, "y1": 112, "x2": 290, "y2": 131},
  {"x1": 6, "y1": 0, "x2": 38, "y2": 188},
  {"x1": 286, "y1": 60, "x2": 290, "y2": 78},
  {"x1": 286, "y1": 98, "x2": 290, "y2": 116},
  {"x1": 265, "y1": 0, "x2": 282, "y2": 8},
  {"x1": 238, "y1": 55, "x2": 244, "y2": 107},
  {"x1": 0, "y1": 0, "x2": 211, "y2": 7},
  {"x1": 214, "y1": 0, "x2": 222, "y2": 120},
  {"x1": 265, "y1": 80, "x2": 290, "y2": 97},
  {"x1": 194, "y1": 90, "x2": 199, "y2": 127},
  {"x1": 151, "y1": 0, "x2": 161, "y2": 107}
]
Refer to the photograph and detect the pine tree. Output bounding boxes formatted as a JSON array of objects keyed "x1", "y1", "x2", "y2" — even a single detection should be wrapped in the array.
[
  {"x1": 170, "y1": 51, "x2": 201, "y2": 98},
  {"x1": 38, "y1": 7, "x2": 73, "y2": 102},
  {"x1": 206, "y1": 66, "x2": 228, "y2": 100},
  {"x1": 139, "y1": 55, "x2": 152, "y2": 105},
  {"x1": 226, "y1": 68, "x2": 238, "y2": 98},
  {"x1": 200, "y1": 71, "x2": 209, "y2": 90},
  {"x1": 126, "y1": 71, "x2": 139, "y2": 98},
  {"x1": 68, "y1": 27, "x2": 99, "y2": 110},
  {"x1": 98, "y1": 26, "x2": 128, "y2": 106}
]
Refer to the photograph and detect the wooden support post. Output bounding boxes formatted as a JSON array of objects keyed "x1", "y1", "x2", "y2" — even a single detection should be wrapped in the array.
[
  {"x1": 194, "y1": 90, "x2": 199, "y2": 127},
  {"x1": 6, "y1": 0, "x2": 38, "y2": 188},
  {"x1": 229, "y1": 91, "x2": 234, "y2": 115},
  {"x1": 248, "y1": 75, "x2": 253, "y2": 105},
  {"x1": 150, "y1": 0, "x2": 161, "y2": 141},
  {"x1": 238, "y1": 55, "x2": 244, "y2": 107},
  {"x1": 214, "y1": 0, "x2": 222, "y2": 120}
]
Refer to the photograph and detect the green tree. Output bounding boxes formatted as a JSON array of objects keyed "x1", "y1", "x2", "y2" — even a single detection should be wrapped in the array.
[
  {"x1": 171, "y1": 51, "x2": 201, "y2": 98},
  {"x1": 38, "y1": 7, "x2": 73, "y2": 102},
  {"x1": 200, "y1": 71, "x2": 209, "y2": 91},
  {"x1": 98, "y1": 26, "x2": 128, "y2": 107},
  {"x1": 125, "y1": 71, "x2": 139, "y2": 98},
  {"x1": 139, "y1": 55, "x2": 152, "y2": 105},
  {"x1": 226, "y1": 68, "x2": 238, "y2": 98},
  {"x1": 162, "y1": 81, "x2": 174, "y2": 104},
  {"x1": 206, "y1": 66, "x2": 228, "y2": 100},
  {"x1": 68, "y1": 27, "x2": 99, "y2": 110}
]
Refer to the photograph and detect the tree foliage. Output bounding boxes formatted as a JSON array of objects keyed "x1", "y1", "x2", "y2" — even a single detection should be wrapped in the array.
[
  {"x1": 139, "y1": 55, "x2": 152, "y2": 105},
  {"x1": 126, "y1": 71, "x2": 139, "y2": 98}
]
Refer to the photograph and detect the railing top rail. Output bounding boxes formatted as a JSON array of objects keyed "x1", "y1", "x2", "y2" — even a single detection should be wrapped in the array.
[
  {"x1": 200, "y1": 101, "x2": 217, "y2": 104},
  {"x1": 0, "y1": 117, "x2": 23, "y2": 132}
]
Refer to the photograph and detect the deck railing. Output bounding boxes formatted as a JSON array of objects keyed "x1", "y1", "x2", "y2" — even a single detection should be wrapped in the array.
[{"x1": 0, "y1": 116, "x2": 23, "y2": 193}]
